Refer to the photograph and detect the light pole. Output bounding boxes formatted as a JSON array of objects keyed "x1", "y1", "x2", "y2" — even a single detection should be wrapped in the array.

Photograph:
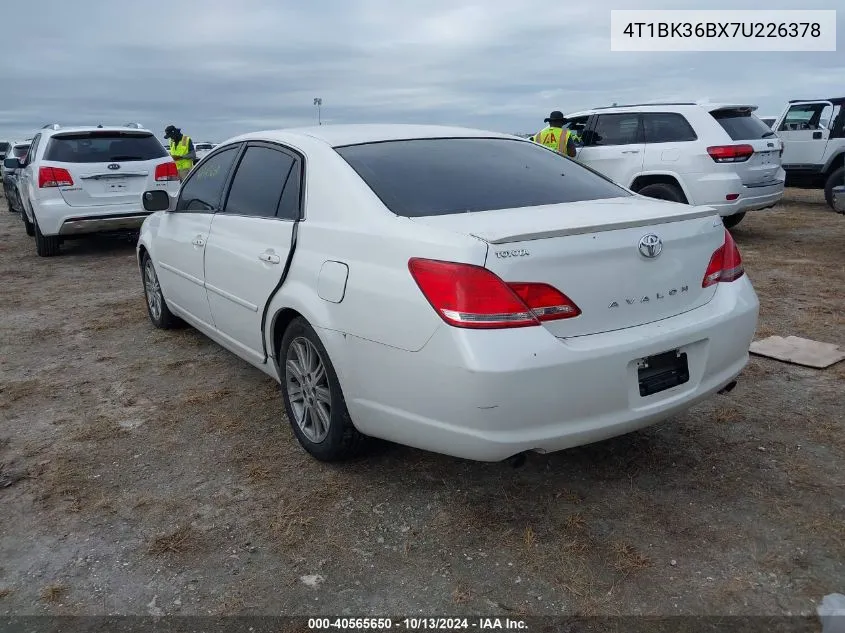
[{"x1": 313, "y1": 98, "x2": 322, "y2": 125}]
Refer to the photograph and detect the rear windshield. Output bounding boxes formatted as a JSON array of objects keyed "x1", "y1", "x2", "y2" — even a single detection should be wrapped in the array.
[
  {"x1": 336, "y1": 138, "x2": 630, "y2": 217},
  {"x1": 12, "y1": 145, "x2": 30, "y2": 158},
  {"x1": 44, "y1": 131, "x2": 167, "y2": 163},
  {"x1": 711, "y1": 110, "x2": 774, "y2": 140}
]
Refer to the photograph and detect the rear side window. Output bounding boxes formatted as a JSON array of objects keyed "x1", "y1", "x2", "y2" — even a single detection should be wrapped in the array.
[
  {"x1": 44, "y1": 132, "x2": 168, "y2": 163},
  {"x1": 177, "y1": 147, "x2": 238, "y2": 212},
  {"x1": 224, "y1": 146, "x2": 296, "y2": 219},
  {"x1": 642, "y1": 113, "x2": 697, "y2": 143},
  {"x1": 13, "y1": 145, "x2": 30, "y2": 159},
  {"x1": 711, "y1": 110, "x2": 774, "y2": 140},
  {"x1": 589, "y1": 114, "x2": 642, "y2": 146},
  {"x1": 336, "y1": 138, "x2": 630, "y2": 218}
]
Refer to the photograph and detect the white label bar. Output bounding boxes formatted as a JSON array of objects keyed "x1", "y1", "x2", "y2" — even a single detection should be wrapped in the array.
[{"x1": 610, "y1": 10, "x2": 837, "y2": 51}]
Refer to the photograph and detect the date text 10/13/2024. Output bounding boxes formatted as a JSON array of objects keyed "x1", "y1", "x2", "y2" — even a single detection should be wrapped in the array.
[{"x1": 308, "y1": 618, "x2": 529, "y2": 630}]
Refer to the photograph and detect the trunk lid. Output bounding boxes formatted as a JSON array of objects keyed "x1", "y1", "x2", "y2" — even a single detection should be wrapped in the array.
[
  {"x1": 708, "y1": 106, "x2": 784, "y2": 187},
  {"x1": 50, "y1": 161, "x2": 153, "y2": 207},
  {"x1": 43, "y1": 130, "x2": 169, "y2": 207},
  {"x1": 411, "y1": 197, "x2": 725, "y2": 338}
]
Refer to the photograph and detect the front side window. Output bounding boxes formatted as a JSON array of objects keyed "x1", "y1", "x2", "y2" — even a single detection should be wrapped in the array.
[
  {"x1": 44, "y1": 132, "x2": 167, "y2": 163},
  {"x1": 13, "y1": 145, "x2": 30, "y2": 159},
  {"x1": 176, "y1": 147, "x2": 238, "y2": 212},
  {"x1": 589, "y1": 114, "x2": 642, "y2": 146},
  {"x1": 223, "y1": 146, "x2": 296, "y2": 219},
  {"x1": 778, "y1": 104, "x2": 827, "y2": 131},
  {"x1": 336, "y1": 137, "x2": 630, "y2": 218}
]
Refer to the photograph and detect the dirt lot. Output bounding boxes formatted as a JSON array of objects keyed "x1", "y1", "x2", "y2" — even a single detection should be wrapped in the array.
[{"x1": 0, "y1": 191, "x2": 842, "y2": 618}]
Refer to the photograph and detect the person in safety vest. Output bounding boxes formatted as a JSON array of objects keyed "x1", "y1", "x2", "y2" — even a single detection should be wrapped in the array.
[
  {"x1": 533, "y1": 110, "x2": 577, "y2": 158},
  {"x1": 164, "y1": 125, "x2": 197, "y2": 180}
]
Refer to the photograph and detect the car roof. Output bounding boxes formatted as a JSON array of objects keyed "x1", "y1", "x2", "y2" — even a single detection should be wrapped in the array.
[
  {"x1": 225, "y1": 124, "x2": 517, "y2": 148},
  {"x1": 40, "y1": 125, "x2": 155, "y2": 137},
  {"x1": 789, "y1": 97, "x2": 845, "y2": 106},
  {"x1": 565, "y1": 102, "x2": 759, "y2": 118}
]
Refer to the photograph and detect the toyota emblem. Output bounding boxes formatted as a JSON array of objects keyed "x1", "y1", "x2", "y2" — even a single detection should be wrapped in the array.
[
  {"x1": 638, "y1": 234, "x2": 663, "y2": 258},
  {"x1": 107, "y1": 163, "x2": 121, "y2": 170}
]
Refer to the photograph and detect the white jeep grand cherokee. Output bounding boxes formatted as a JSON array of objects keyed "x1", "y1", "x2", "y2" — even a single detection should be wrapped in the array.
[{"x1": 563, "y1": 102, "x2": 785, "y2": 228}]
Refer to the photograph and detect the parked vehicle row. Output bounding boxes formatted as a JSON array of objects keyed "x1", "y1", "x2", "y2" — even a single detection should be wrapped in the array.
[
  {"x1": 136, "y1": 124, "x2": 758, "y2": 463},
  {"x1": 561, "y1": 102, "x2": 785, "y2": 228},
  {"x1": 2, "y1": 140, "x2": 31, "y2": 213}
]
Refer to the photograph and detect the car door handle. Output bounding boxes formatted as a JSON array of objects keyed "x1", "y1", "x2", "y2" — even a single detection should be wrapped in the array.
[
  {"x1": 258, "y1": 252, "x2": 281, "y2": 264},
  {"x1": 191, "y1": 235, "x2": 205, "y2": 247},
  {"x1": 621, "y1": 150, "x2": 640, "y2": 154}
]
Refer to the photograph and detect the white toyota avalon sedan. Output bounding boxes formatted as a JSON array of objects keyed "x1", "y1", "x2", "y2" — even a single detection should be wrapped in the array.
[{"x1": 137, "y1": 125, "x2": 759, "y2": 463}]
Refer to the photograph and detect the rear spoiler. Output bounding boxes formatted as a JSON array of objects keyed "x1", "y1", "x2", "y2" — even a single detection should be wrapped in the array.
[{"x1": 704, "y1": 104, "x2": 759, "y2": 113}]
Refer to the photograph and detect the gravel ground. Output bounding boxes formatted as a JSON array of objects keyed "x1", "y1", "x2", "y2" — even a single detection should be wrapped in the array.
[{"x1": 0, "y1": 190, "x2": 843, "y2": 618}]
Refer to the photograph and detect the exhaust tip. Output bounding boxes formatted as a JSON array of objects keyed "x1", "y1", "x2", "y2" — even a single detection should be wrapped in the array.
[{"x1": 718, "y1": 380, "x2": 738, "y2": 395}]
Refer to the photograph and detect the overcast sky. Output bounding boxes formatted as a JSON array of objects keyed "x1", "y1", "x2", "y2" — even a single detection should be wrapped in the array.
[{"x1": 1, "y1": 0, "x2": 843, "y2": 142}]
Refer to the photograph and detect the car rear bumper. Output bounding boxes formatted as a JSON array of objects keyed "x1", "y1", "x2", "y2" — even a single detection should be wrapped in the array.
[
  {"x1": 686, "y1": 170, "x2": 784, "y2": 216},
  {"x1": 333, "y1": 277, "x2": 759, "y2": 461},
  {"x1": 58, "y1": 212, "x2": 153, "y2": 235},
  {"x1": 33, "y1": 197, "x2": 153, "y2": 236}
]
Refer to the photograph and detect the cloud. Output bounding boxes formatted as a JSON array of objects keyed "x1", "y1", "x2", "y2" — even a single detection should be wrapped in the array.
[{"x1": 1, "y1": 0, "x2": 842, "y2": 141}]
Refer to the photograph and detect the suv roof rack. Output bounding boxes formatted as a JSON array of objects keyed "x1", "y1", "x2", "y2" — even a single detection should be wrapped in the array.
[
  {"x1": 589, "y1": 102, "x2": 698, "y2": 110},
  {"x1": 123, "y1": 122, "x2": 145, "y2": 129},
  {"x1": 788, "y1": 97, "x2": 845, "y2": 105}
]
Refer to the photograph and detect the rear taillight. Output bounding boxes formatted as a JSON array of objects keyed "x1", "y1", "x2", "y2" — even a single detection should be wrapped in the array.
[
  {"x1": 155, "y1": 161, "x2": 179, "y2": 181},
  {"x1": 707, "y1": 144, "x2": 754, "y2": 163},
  {"x1": 408, "y1": 258, "x2": 580, "y2": 329},
  {"x1": 38, "y1": 166, "x2": 73, "y2": 188},
  {"x1": 702, "y1": 230, "x2": 744, "y2": 288}
]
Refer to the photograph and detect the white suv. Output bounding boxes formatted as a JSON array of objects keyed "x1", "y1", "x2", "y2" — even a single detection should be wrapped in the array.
[
  {"x1": 9, "y1": 124, "x2": 181, "y2": 256},
  {"x1": 771, "y1": 98, "x2": 845, "y2": 208},
  {"x1": 563, "y1": 103, "x2": 785, "y2": 228}
]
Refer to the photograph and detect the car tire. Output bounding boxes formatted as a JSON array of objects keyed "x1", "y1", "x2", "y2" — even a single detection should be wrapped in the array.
[
  {"x1": 34, "y1": 218, "x2": 60, "y2": 257},
  {"x1": 279, "y1": 317, "x2": 368, "y2": 462},
  {"x1": 21, "y1": 207, "x2": 35, "y2": 236},
  {"x1": 722, "y1": 212, "x2": 746, "y2": 229},
  {"x1": 824, "y1": 166, "x2": 844, "y2": 209},
  {"x1": 141, "y1": 253, "x2": 181, "y2": 329},
  {"x1": 636, "y1": 182, "x2": 686, "y2": 203}
]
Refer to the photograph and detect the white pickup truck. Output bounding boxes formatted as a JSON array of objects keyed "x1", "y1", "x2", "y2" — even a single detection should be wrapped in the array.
[{"x1": 772, "y1": 97, "x2": 845, "y2": 209}]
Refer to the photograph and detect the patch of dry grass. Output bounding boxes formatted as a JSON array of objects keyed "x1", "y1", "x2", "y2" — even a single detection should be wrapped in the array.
[
  {"x1": 0, "y1": 378, "x2": 44, "y2": 406},
  {"x1": 610, "y1": 542, "x2": 651, "y2": 575},
  {"x1": 70, "y1": 416, "x2": 126, "y2": 442},
  {"x1": 40, "y1": 584, "x2": 68, "y2": 603},
  {"x1": 0, "y1": 588, "x2": 13, "y2": 599},
  {"x1": 451, "y1": 583, "x2": 472, "y2": 605},
  {"x1": 148, "y1": 525, "x2": 202, "y2": 556},
  {"x1": 714, "y1": 406, "x2": 741, "y2": 424}
]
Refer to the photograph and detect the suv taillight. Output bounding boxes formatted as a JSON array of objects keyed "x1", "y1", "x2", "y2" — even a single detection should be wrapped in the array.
[
  {"x1": 155, "y1": 161, "x2": 179, "y2": 181},
  {"x1": 38, "y1": 166, "x2": 73, "y2": 188},
  {"x1": 702, "y1": 230, "x2": 744, "y2": 288},
  {"x1": 707, "y1": 144, "x2": 754, "y2": 163},
  {"x1": 408, "y1": 258, "x2": 581, "y2": 329}
]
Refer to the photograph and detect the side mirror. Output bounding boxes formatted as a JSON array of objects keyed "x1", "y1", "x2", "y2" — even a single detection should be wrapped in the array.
[
  {"x1": 143, "y1": 190, "x2": 171, "y2": 212},
  {"x1": 3, "y1": 157, "x2": 22, "y2": 169},
  {"x1": 832, "y1": 186, "x2": 845, "y2": 215}
]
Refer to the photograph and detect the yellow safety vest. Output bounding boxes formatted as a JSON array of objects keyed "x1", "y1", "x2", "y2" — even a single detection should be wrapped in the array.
[
  {"x1": 534, "y1": 126, "x2": 572, "y2": 154},
  {"x1": 170, "y1": 136, "x2": 193, "y2": 171}
]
